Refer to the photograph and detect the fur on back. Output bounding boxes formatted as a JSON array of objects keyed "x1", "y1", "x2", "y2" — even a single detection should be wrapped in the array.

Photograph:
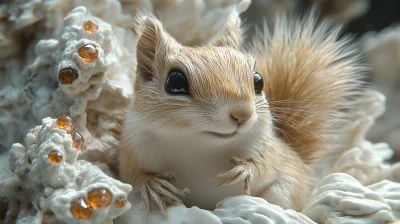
[{"x1": 250, "y1": 12, "x2": 366, "y2": 163}]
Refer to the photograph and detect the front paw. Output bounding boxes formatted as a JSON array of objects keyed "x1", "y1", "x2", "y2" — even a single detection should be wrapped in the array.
[
  {"x1": 141, "y1": 172, "x2": 190, "y2": 215},
  {"x1": 212, "y1": 157, "x2": 254, "y2": 195}
]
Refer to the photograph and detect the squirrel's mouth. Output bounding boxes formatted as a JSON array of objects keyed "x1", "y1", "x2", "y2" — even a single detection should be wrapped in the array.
[{"x1": 204, "y1": 131, "x2": 237, "y2": 139}]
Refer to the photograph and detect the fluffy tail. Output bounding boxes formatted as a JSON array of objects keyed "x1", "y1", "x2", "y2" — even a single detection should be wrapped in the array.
[{"x1": 251, "y1": 12, "x2": 366, "y2": 164}]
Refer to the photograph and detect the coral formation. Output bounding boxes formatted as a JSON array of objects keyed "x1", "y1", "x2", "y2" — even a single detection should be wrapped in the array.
[
  {"x1": 0, "y1": 117, "x2": 132, "y2": 223},
  {"x1": 303, "y1": 173, "x2": 399, "y2": 223},
  {"x1": 115, "y1": 193, "x2": 316, "y2": 224},
  {"x1": 117, "y1": 173, "x2": 400, "y2": 224}
]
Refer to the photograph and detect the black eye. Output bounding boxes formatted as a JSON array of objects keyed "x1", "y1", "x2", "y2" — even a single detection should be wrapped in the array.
[
  {"x1": 165, "y1": 70, "x2": 189, "y2": 95},
  {"x1": 253, "y1": 72, "x2": 264, "y2": 95}
]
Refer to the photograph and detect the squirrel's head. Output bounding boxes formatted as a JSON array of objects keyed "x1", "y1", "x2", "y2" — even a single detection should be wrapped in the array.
[{"x1": 127, "y1": 13, "x2": 272, "y2": 146}]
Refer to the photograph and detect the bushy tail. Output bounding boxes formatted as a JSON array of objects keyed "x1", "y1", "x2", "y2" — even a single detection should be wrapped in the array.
[{"x1": 251, "y1": 12, "x2": 366, "y2": 164}]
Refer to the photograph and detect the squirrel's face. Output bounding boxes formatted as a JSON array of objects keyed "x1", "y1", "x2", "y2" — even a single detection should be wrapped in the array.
[{"x1": 128, "y1": 15, "x2": 272, "y2": 145}]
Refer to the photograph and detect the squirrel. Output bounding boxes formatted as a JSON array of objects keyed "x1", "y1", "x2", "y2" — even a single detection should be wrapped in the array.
[{"x1": 118, "y1": 11, "x2": 365, "y2": 214}]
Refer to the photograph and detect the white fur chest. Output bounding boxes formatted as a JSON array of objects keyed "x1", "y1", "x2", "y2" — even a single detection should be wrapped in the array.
[{"x1": 133, "y1": 134, "x2": 269, "y2": 209}]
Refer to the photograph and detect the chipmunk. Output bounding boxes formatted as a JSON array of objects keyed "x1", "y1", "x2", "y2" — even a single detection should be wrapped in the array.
[{"x1": 118, "y1": 11, "x2": 365, "y2": 214}]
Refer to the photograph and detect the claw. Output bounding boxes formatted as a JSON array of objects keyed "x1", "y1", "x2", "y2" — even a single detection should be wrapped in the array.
[
  {"x1": 147, "y1": 185, "x2": 167, "y2": 215},
  {"x1": 149, "y1": 179, "x2": 182, "y2": 204},
  {"x1": 215, "y1": 171, "x2": 248, "y2": 187},
  {"x1": 153, "y1": 178, "x2": 188, "y2": 197},
  {"x1": 213, "y1": 157, "x2": 253, "y2": 195},
  {"x1": 140, "y1": 172, "x2": 189, "y2": 217},
  {"x1": 141, "y1": 185, "x2": 151, "y2": 214}
]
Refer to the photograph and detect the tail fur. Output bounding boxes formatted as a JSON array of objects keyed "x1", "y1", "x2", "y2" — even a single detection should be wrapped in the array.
[{"x1": 251, "y1": 12, "x2": 366, "y2": 163}]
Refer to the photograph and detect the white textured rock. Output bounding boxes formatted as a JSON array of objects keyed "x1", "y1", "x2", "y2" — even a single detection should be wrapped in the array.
[
  {"x1": 116, "y1": 193, "x2": 315, "y2": 224},
  {"x1": 213, "y1": 196, "x2": 315, "y2": 224},
  {"x1": 0, "y1": 117, "x2": 132, "y2": 224},
  {"x1": 311, "y1": 89, "x2": 392, "y2": 184},
  {"x1": 332, "y1": 141, "x2": 393, "y2": 185},
  {"x1": 328, "y1": 90, "x2": 393, "y2": 185},
  {"x1": 302, "y1": 173, "x2": 398, "y2": 224}
]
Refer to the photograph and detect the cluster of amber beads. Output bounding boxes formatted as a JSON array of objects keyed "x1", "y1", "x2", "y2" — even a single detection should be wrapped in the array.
[
  {"x1": 70, "y1": 188, "x2": 121, "y2": 220},
  {"x1": 56, "y1": 115, "x2": 74, "y2": 134},
  {"x1": 58, "y1": 68, "x2": 78, "y2": 84},
  {"x1": 115, "y1": 198, "x2": 127, "y2": 208},
  {"x1": 83, "y1": 20, "x2": 98, "y2": 35},
  {"x1": 87, "y1": 188, "x2": 112, "y2": 209},
  {"x1": 72, "y1": 130, "x2": 84, "y2": 151},
  {"x1": 48, "y1": 150, "x2": 63, "y2": 164},
  {"x1": 78, "y1": 44, "x2": 98, "y2": 63},
  {"x1": 70, "y1": 198, "x2": 92, "y2": 220},
  {"x1": 55, "y1": 115, "x2": 84, "y2": 150}
]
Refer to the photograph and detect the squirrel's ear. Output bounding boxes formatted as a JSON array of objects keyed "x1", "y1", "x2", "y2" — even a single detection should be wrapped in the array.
[
  {"x1": 133, "y1": 14, "x2": 167, "y2": 82},
  {"x1": 210, "y1": 12, "x2": 242, "y2": 49}
]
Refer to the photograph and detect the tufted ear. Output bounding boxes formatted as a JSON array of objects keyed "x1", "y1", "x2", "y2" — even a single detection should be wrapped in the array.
[
  {"x1": 210, "y1": 12, "x2": 242, "y2": 49},
  {"x1": 133, "y1": 13, "x2": 170, "y2": 82}
]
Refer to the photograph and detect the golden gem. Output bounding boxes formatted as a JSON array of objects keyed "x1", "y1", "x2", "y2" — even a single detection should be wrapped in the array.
[
  {"x1": 115, "y1": 198, "x2": 127, "y2": 208},
  {"x1": 78, "y1": 44, "x2": 98, "y2": 63},
  {"x1": 58, "y1": 68, "x2": 78, "y2": 84},
  {"x1": 83, "y1": 20, "x2": 98, "y2": 35},
  {"x1": 48, "y1": 150, "x2": 63, "y2": 164},
  {"x1": 56, "y1": 115, "x2": 74, "y2": 134},
  {"x1": 87, "y1": 188, "x2": 112, "y2": 209},
  {"x1": 72, "y1": 130, "x2": 84, "y2": 151},
  {"x1": 70, "y1": 198, "x2": 92, "y2": 219}
]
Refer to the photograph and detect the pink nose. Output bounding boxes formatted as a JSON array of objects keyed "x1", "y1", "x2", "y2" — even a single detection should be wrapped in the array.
[{"x1": 230, "y1": 109, "x2": 253, "y2": 124}]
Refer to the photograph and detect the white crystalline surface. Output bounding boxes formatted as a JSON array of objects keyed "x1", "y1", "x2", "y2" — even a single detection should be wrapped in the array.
[
  {"x1": 0, "y1": 117, "x2": 132, "y2": 224},
  {"x1": 303, "y1": 173, "x2": 399, "y2": 224},
  {"x1": 115, "y1": 193, "x2": 315, "y2": 224},
  {"x1": 117, "y1": 173, "x2": 400, "y2": 224},
  {"x1": 328, "y1": 90, "x2": 394, "y2": 186}
]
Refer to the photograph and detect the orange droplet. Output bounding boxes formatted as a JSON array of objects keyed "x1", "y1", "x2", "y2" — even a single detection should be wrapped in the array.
[
  {"x1": 58, "y1": 68, "x2": 78, "y2": 84},
  {"x1": 78, "y1": 44, "x2": 98, "y2": 63},
  {"x1": 70, "y1": 198, "x2": 92, "y2": 219},
  {"x1": 56, "y1": 115, "x2": 74, "y2": 134},
  {"x1": 87, "y1": 188, "x2": 112, "y2": 209},
  {"x1": 115, "y1": 198, "x2": 127, "y2": 208},
  {"x1": 83, "y1": 20, "x2": 98, "y2": 35},
  {"x1": 48, "y1": 150, "x2": 63, "y2": 164},
  {"x1": 72, "y1": 130, "x2": 84, "y2": 151}
]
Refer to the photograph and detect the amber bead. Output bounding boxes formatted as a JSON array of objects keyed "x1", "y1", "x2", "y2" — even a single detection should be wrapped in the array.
[
  {"x1": 72, "y1": 130, "x2": 84, "y2": 151},
  {"x1": 115, "y1": 198, "x2": 127, "y2": 208},
  {"x1": 70, "y1": 198, "x2": 92, "y2": 219},
  {"x1": 56, "y1": 115, "x2": 74, "y2": 134},
  {"x1": 78, "y1": 44, "x2": 98, "y2": 63},
  {"x1": 83, "y1": 20, "x2": 98, "y2": 35},
  {"x1": 48, "y1": 150, "x2": 63, "y2": 164},
  {"x1": 87, "y1": 188, "x2": 112, "y2": 209},
  {"x1": 58, "y1": 68, "x2": 78, "y2": 84}
]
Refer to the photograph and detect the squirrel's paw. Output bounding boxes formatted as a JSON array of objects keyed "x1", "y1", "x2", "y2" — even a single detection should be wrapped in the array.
[
  {"x1": 212, "y1": 157, "x2": 254, "y2": 195},
  {"x1": 141, "y1": 172, "x2": 190, "y2": 215}
]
